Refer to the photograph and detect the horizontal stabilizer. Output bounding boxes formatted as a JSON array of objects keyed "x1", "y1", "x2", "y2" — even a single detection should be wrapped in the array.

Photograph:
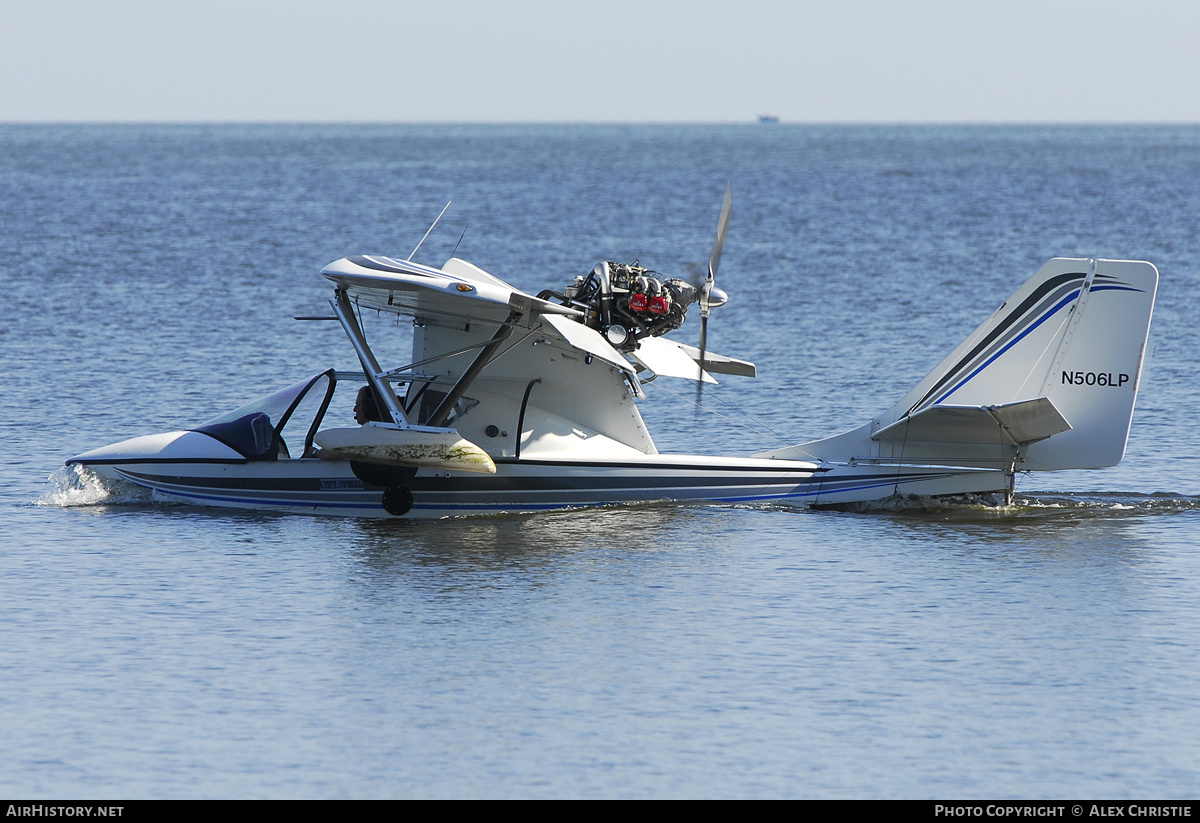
[{"x1": 872, "y1": 397, "x2": 1070, "y2": 447}]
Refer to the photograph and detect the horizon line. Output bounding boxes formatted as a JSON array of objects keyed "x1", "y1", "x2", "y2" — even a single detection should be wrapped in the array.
[{"x1": 4, "y1": 119, "x2": 1200, "y2": 127}]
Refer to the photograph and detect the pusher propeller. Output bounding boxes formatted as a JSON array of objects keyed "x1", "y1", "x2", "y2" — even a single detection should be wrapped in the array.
[{"x1": 696, "y1": 183, "x2": 732, "y2": 405}]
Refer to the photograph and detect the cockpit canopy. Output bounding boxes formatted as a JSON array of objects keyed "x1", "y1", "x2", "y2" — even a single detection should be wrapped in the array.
[{"x1": 192, "y1": 371, "x2": 336, "y2": 459}]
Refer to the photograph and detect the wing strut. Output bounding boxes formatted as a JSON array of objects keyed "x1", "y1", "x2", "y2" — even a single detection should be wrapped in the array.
[{"x1": 332, "y1": 288, "x2": 411, "y2": 428}]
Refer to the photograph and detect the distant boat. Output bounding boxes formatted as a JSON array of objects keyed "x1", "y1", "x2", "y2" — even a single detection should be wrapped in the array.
[{"x1": 758, "y1": 115, "x2": 780, "y2": 124}]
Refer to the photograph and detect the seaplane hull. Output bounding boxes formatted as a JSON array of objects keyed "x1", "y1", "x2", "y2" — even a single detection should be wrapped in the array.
[{"x1": 75, "y1": 453, "x2": 1011, "y2": 518}]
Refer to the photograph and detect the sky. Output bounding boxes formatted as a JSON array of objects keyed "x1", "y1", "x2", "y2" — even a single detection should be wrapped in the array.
[{"x1": 3, "y1": 0, "x2": 1198, "y2": 123}]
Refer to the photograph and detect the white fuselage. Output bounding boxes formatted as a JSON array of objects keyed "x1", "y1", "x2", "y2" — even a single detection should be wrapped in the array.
[{"x1": 71, "y1": 429, "x2": 1009, "y2": 517}]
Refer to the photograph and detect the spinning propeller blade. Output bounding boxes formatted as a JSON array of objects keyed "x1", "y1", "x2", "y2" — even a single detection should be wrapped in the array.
[
  {"x1": 696, "y1": 184, "x2": 732, "y2": 407},
  {"x1": 707, "y1": 182, "x2": 732, "y2": 290}
]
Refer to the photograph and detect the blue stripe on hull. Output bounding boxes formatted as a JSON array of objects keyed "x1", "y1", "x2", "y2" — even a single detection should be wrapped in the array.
[{"x1": 107, "y1": 461, "x2": 1005, "y2": 517}]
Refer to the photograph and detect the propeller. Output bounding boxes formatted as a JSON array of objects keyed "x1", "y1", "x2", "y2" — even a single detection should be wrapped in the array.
[{"x1": 696, "y1": 184, "x2": 732, "y2": 404}]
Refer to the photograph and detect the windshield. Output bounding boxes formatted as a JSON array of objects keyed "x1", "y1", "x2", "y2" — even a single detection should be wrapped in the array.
[{"x1": 193, "y1": 371, "x2": 337, "y2": 459}]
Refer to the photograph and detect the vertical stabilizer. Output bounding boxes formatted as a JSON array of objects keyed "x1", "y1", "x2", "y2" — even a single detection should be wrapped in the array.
[
  {"x1": 764, "y1": 258, "x2": 1158, "y2": 472},
  {"x1": 889, "y1": 257, "x2": 1158, "y2": 470}
]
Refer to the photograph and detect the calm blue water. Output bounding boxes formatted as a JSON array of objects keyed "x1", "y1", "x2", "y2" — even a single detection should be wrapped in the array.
[{"x1": 2, "y1": 124, "x2": 1199, "y2": 798}]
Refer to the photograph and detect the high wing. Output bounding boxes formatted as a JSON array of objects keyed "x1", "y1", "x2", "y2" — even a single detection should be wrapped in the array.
[
  {"x1": 321, "y1": 254, "x2": 642, "y2": 372},
  {"x1": 322, "y1": 255, "x2": 576, "y2": 326},
  {"x1": 321, "y1": 255, "x2": 753, "y2": 386}
]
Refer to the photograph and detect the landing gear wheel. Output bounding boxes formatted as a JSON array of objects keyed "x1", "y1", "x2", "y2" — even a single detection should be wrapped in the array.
[{"x1": 381, "y1": 485, "x2": 413, "y2": 516}]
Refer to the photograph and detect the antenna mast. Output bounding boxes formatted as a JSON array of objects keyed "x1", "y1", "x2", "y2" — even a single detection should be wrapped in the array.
[{"x1": 407, "y1": 200, "x2": 452, "y2": 262}]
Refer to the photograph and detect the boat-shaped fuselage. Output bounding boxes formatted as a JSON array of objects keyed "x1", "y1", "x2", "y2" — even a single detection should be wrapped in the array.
[{"x1": 71, "y1": 443, "x2": 1011, "y2": 518}]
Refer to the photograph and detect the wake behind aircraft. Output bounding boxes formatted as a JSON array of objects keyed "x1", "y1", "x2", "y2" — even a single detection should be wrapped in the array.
[{"x1": 67, "y1": 189, "x2": 1159, "y2": 517}]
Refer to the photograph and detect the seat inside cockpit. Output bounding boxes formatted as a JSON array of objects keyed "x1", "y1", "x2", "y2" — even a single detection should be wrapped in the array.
[{"x1": 190, "y1": 370, "x2": 337, "y2": 460}]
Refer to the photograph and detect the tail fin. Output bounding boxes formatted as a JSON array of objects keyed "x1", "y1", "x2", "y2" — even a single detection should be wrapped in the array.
[
  {"x1": 896, "y1": 258, "x2": 1157, "y2": 469},
  {"x1": 766, "y1": 258, "x2": 1158, "y2": 471}
]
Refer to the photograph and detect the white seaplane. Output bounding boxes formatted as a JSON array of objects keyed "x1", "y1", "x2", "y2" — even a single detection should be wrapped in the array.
[{"x1": 67, "y1": 189, "x2": 1159, "y2": 518}]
